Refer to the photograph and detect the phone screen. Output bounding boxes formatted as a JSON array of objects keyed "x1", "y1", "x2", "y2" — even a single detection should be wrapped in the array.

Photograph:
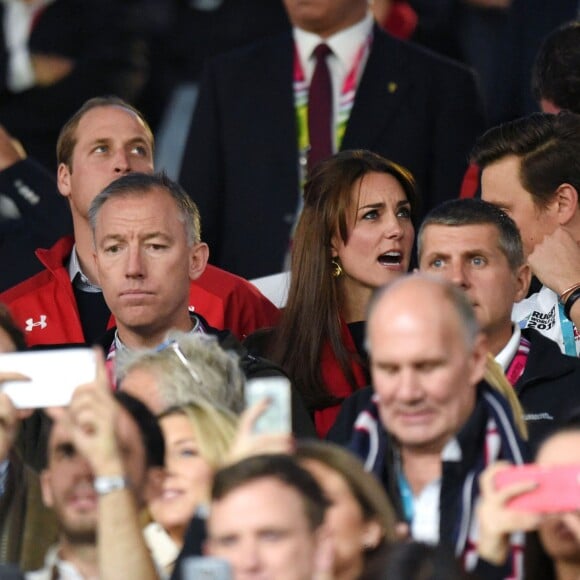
[{"x1": 244, "y1": 376, "x2": 291, "y2": 434}]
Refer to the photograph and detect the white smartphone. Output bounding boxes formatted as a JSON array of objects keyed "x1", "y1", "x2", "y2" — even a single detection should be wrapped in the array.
[
  {"x1": 244, "y1": 376, "x2": 292, "y2": 434},
  {"x1": 0, "y1": 348, "x2": 97, "y2": 408},
  {"x1": 181, "y1": 556, "x2": 232, "y2": 580}
]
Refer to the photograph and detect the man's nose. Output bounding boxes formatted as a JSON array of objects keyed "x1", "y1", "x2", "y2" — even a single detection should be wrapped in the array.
[
  {"x1": 449, "y1": 260, "x2": 469, "y2": 289},
  {"x1": 113, "y1": 148, "x2": 131, "y2": 174},
  {"x1": 73, "y1": 455, "x2": 94, "y2": 480},
  {"x1": 238, "y1": 538, "x2": 261, "y2": 573},
  {"x1": 396, "y1": 368, "x2": 423, "y2": 403},
  {"x1": 125, "y1": 246, "x2": 144, "y2": 278}
]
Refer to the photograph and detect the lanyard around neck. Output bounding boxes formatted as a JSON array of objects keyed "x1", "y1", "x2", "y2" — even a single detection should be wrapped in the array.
[
  {"x1": 558, "y1": 302, "x2": 578, "y2": 356},
  {"x1": 292, "y1": 31, "x2": 373, "y2": 176}
]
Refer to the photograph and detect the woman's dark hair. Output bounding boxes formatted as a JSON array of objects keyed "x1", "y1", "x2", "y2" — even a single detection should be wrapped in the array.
[
  {"x1": 270, "y1": 150, "x2": 417, "y2": 410},
  {"x1": 523, "y1": 532, "x2": 556, "y2": 580},
  {"x1": 115, "y1": 391, "x2": 165, "y2": 468}
]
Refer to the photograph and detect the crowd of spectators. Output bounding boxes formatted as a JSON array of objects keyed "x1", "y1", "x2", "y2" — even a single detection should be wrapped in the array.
[{"x1": 1, "y1": 2, "x2": 580, "y2": 579}]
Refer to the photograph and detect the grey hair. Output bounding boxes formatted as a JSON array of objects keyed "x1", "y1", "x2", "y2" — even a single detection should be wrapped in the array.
[
  {"x1": 88, "y1": 171, "x2": 201, "y2": 246},
  {"x1": 117, "y1": 331, "x2": 245, "y2": 414},
  {"x1": 365, "y1": 273, "x2": 481, "y2": 352}
]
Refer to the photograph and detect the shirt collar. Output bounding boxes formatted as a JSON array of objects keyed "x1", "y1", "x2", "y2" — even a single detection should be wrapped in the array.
[
  {"x1": 441, "y1": 437, "x2": 462, "y2": 461},
  {"x1": 113, "y1": 315, "x2": 204, "y2": 355},
  {"x1": 293, "y1": 12, "x2": 373, "y2": 75},
  {"x1": 68, "y1": 245, "x2": 101, "y2": 293},
  {"x1": 495, "y1": 324, "x2": 521, "y2": 372},
  {"x1": 41, "y1": 544, "x2": 87, "y2": 580}
]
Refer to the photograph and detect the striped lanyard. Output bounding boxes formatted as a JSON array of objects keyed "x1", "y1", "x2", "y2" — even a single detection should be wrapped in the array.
[
  {"x1": 505, "y1": 334, "x2": 531, "y2": 386},
  {"x1": 284, "y1": 33, "x2": 373, "y2": 258},
  {"x1": 292, "y1": 32, "x2": 373, "y2": 180}
]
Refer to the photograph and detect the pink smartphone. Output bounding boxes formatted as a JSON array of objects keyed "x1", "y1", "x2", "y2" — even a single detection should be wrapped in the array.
[{"x1": 494, "y1": 464, "x2": 580, "y2": 513}]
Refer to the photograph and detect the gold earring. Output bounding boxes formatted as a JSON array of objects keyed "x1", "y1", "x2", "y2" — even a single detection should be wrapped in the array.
[{"x1": 331, "y1": 259, "x2": 342, "y2": 278}]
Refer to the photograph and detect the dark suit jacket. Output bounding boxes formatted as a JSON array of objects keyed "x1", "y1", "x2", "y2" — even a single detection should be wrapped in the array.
[
  {"x1": 179, "y1": 25, "x2": 485, "y2": 278},
  {"x1": 0, "y1": 0, "x2": 146, "y2": 171}
]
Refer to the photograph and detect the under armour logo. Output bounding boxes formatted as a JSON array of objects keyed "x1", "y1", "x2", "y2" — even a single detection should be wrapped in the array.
[{"x1": 25, "y1": 315, "x2": 47, "y2": 331}]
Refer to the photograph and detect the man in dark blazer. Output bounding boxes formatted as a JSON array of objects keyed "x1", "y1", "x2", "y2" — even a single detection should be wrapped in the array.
[
  {"x1": 179, "y1": 0, "x2": 486, "y2": 279},
  {"x1": 0, "y1": 0, "x2": 146, "y2": 172}
]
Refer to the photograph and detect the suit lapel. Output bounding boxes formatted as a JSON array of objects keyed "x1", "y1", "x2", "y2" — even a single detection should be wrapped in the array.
[
  {"x1": 257, "y1": 33, "x2": 297, "y2": 161},
  {"x1": 341, "y1": 26, "x2": 411, "y2": 150}
]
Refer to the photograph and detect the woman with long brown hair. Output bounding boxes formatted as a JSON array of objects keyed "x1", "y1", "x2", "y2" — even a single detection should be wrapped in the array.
[{"x1": 258, "y1": 149, "x2": 418, "y2": 437}]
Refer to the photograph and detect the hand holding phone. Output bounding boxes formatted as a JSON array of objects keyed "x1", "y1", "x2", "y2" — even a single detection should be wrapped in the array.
[
  {"x1": 244, "y1": 377, "x2": 291, "y2": 435},
  {"x1": 477, "y1": 461, "x2": 544, "y2": 565},
  {"x1": 494, "y1": 464, "x2": 580, "y2": 513},
  {"x1": 0, "y1": 348, "x2": 97, "y2": 408}
]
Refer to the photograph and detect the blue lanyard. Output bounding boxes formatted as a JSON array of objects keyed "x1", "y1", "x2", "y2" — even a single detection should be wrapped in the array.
[
  {"x1": 558, "y1": 302, "x2": 578, "y2": 356},
  {"x1": 397, "y1": 470, "x2": 414, "y2": 522}
]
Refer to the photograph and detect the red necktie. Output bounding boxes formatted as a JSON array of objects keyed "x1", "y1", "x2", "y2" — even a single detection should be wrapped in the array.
[{"x1": 308, "y1": 43, "x2": 333, "y2": 172}]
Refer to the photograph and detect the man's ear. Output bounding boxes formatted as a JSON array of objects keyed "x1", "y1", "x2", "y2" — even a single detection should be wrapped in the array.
[
  {"x1": 188, "y1": 242, "x2": 209, "y2": 281},
  {"x1": 513, "y1": 263, "x2": 532, "y2": 303},
  {"x1": 40, "y1": 469, "x2": 55, "y2": 508},
  {"x1": 57, "y1": 162, "x2": 72, "y2": 200},
  {"x1": 555, "y1": 183, "x2": 578, "y2": 226}
]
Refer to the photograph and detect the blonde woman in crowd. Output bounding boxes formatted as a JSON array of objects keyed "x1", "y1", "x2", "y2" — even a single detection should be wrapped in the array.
[{"x1": 144, "y1": 400, "x2": 238, "y2": 576}]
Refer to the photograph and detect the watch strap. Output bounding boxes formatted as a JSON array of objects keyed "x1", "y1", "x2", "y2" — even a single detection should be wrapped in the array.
[{"x1": 93, "y1": 475, "x2": 128, "y2": 496}]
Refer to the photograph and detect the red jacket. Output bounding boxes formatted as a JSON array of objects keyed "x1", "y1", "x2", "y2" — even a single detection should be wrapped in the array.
[
  {"x1": 314, "y1": 321, "x2": 369, "y2": 438},
  {"x1": 0, "y1": 236, "x2": 280, "y2": 346}
]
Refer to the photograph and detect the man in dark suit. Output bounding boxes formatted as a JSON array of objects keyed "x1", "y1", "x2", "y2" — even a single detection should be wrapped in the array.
[
  {"x1": 179, "y1": 0, "x2": 486, "y2": 279},
  {"x1": 0, "y1": 0, "x2": 146, "y2": 172}
]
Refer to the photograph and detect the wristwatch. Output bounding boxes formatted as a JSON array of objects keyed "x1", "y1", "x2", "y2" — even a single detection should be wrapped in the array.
[{"x1": 93, "y1": 475, "x2": 128, "y2": 496}]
